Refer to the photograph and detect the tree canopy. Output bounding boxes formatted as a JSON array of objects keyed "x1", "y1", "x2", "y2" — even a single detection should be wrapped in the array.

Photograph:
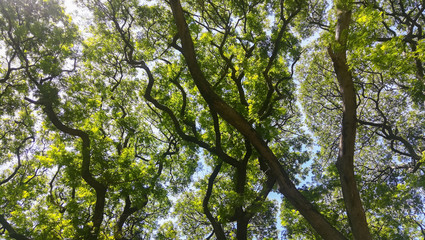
[{"x1": 0, "y1": 0, "x2": 424, "y2": 239}]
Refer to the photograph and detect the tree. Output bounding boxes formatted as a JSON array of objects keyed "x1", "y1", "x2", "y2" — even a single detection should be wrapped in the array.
[
  {"x1": 0, "y1": 0, "x2": 424, "y2": 239},
  {"x1": 0, "y1": 0, "x2": 193, "y2": 239},
  {"x1": 291, "y1": 0, "x2": 425, "y2": 238}
]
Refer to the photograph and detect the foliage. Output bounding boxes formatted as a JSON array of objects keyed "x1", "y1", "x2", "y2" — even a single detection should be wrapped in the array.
[{"x1": 0, "y1": 0, "x2": 424, "y2": 239}]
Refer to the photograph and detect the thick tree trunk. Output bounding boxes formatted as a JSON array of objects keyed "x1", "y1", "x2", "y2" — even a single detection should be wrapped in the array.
[
  {"x1": 235, "y1": 156, "x2": 248, "y2": 240},
  {"x1": 169, "y1": 0, "x2": 346, "y2": 239},
  {"x1": 328, "y1": 3, "x2": 372, "y2": 240},
  {"x1": 236, "y1": 217, "x2": 248, "y2": 240}
]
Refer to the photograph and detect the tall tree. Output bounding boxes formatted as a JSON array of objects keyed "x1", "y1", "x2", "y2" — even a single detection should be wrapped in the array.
[{"x1": 0, "y1": 0, "x2": 193, "y2": 239}]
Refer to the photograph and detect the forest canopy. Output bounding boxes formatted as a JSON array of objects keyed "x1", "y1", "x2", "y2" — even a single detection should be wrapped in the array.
[{"x1": 0, "y1": 0, "x2": 424, "y2": 239}]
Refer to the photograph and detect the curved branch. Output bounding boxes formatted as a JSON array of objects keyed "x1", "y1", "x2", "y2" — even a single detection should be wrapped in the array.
[
  {"x1": 0, "y1": 215, "x2": 31, "y2": 240},
  {"x1": 358, "y1": 119, "x2": 421, "y2": 171},
  {"x1": 114, "y1": 196, "x2": 140, "y2": 240},
  {"x1": 142, "y1": 62, "x2": 240, "y2": 167},
  {"x1": 203, "y1": 161, "x2": 226, "y2": 240},
  {"x1": 0, "y1": 136, "x2": 33, "y2": 186},
  {"x1": 211, "y1": 29, "x2": 248, "y2": 106},
  {"x1": 259, "y1": 3, "x2": 302, "y2": 119},
  {"x1": 31, "y1": 99, "x2": 107, "y2": 239}
]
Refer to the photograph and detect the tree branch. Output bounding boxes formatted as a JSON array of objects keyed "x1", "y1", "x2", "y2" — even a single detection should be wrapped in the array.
[
  {"x1": 203, "y1": 162, "x2": 226, "y2": 240},
  {"x1": 0, "y1": 215, "x2": 31, "y2": 240},
  {"x1": 169, "y1": 0, "x2": 346, "y2": 239}
]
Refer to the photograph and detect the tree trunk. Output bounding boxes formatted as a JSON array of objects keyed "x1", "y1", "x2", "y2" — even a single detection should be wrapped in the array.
[
  {"x1": 169, "y1": 0, "x2": 346, "y2": 239},
  {"x1": 328, "y1": 2, "x2": 372, "y2": 239},
  {"x1": 236, "y1": 217, "x2": 248, "y2": 240}
]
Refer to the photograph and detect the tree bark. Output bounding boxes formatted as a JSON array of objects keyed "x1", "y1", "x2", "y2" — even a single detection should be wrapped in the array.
[
  {"x1": 169, "y1": 0, "x2": 346, "y2": 239},
  {"x1": 328, "y1": 2, "x2": 372, "y2": 239}
]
